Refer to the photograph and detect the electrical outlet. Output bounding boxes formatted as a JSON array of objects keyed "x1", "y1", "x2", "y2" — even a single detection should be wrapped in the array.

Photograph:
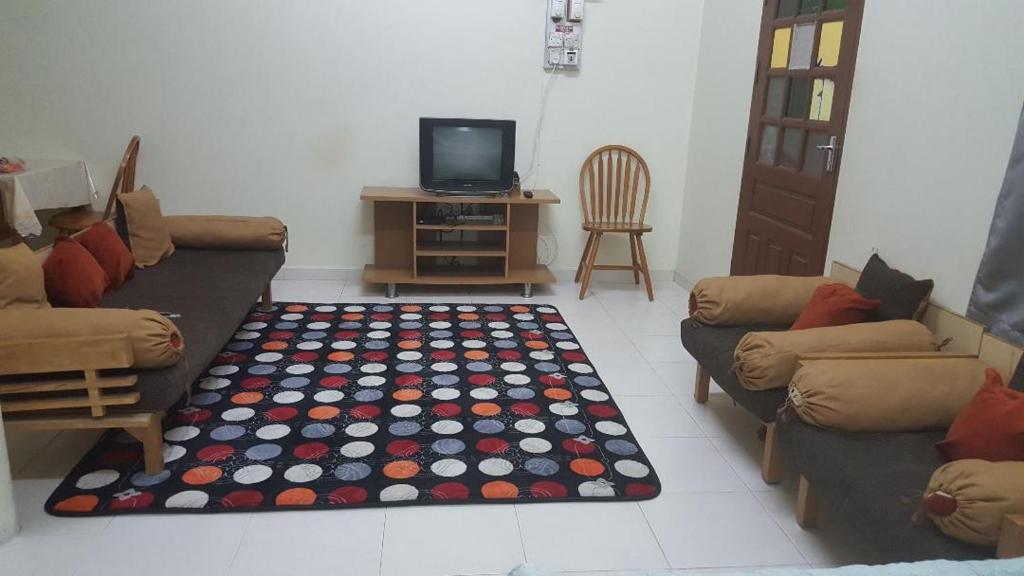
[
  {"x1": 564, "y1": 49, "x2": 580, "y2": 66},
  {"x1": 564, "y1": 32, "x2": 580, "y2": 50},
  {"x1": 547, "y1": 32, "x2": 564, "y2": 48},
  {"x1": 547, "y1": 47, "x2": 562, "y2": 66}
]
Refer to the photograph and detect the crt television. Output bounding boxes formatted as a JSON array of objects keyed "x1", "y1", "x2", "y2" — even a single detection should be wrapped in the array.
[{"x1": 420, "y1": 118, "x2": 516, "y2": 196}]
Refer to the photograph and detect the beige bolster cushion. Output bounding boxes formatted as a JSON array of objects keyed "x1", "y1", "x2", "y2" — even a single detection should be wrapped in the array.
[
  {"x1": 734, "y1": 320, "x2": 938, "y2": 391},
  {"x1": 0, "y1": 308, "x2": 183, "y2": 369},
  {"x1": 788, "y1": 358, "x2": 988, "y2": 432},
  {"x1": 165, "y1": 216, "x2": 286, "y2": 250},
  {"x1": 925, "y1": 460, "x2": 1024, "y2": 547},
  {"x1": 690, "y1": 275, "x2": 833, "y2": 325}
]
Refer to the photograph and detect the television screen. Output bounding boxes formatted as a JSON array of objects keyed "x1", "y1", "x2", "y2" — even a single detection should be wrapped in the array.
[{"x1": 433, "y1": 126, "x2": 503, "y2": 182}]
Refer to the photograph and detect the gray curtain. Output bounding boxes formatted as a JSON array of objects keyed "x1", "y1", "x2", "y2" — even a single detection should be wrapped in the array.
[{"x1": 968, "y1": 104, "x2": 1024, "y2": 345}]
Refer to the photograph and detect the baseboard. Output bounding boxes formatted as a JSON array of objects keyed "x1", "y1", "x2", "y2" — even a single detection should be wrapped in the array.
[
  {"x1": 277, "y1": 267, "x2": 355, "y2": 281},
  {"x1": 277, "y1": 266, "x2": 675, "y2": 284},
  {"x1": 673, "y1": 270, "x2": 695, "y2": 292}
]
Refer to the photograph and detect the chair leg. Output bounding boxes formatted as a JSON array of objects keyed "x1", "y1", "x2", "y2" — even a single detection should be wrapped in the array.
[
  {"x1": 694, "y1": 364, "x2": 711, "y2": 404},
  {"x1": 260, "y1": 283, "x2": 273, "y2": 312},
  {"x1": 762, "y1": 422, "x2": 785, "y2": 484},
  {"x1": 579, "y1": 232, "x2": 603, "y2": 300},
  {"x1": 629, "y1": 234, "x2": 641, "y2": 285},
  {"x1": 634, "y1": 233, "x2": 655, "y2": 302},
  {"x1": 126, "y1": 414, "x2": 166, "y2": 476},
  {"x1": 797, "y1": 475, "x2": 819, "y2": 529},
  {"x1": 575, "y1": 232, "x2": 596, "y2": 283}
]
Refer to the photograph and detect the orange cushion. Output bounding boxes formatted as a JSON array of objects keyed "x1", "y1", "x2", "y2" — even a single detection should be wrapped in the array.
[
  {"x1": 42, "y1": 237, "x2": 110, "y2": 307},
  {"x1": 76, "y1": 223, "x2": 134, "y2": 290},
  {"x1": 790, "y1": 283, "x2": 880, "y2": 330},
  {"x1": 937, "y1": 369, "x2": 1024, "y2": 462}
]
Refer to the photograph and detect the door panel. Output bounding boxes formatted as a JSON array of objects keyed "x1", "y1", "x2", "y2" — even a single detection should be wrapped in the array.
[{"x1": 731, "y1": 0, "x2": 864, "y2": 276}]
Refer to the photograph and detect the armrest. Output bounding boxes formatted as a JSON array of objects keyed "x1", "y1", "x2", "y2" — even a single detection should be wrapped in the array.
[
  {"x1": 798, "y1": 351, "x2": 977, "y2": 361},
  {"x1": 0, "y1": 334, "x2": 134, "y2": 377},
  {"x1": 998, "y1": 514, "x2": 1024, "y2": 559}
]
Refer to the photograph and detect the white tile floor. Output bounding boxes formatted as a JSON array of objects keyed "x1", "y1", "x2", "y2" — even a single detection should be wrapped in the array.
[{"x1": 0, "y1": 277, "x2": 873, "y2": 576}]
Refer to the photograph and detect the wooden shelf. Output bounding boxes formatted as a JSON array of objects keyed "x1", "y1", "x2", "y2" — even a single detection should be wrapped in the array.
[
  {"x1": 416, "y1": 242, "x2": 506, "y2": 257},
  {"x1": 416, "y1": 223, "x2": 508, "y2": 231},
  {"x1": 364, "y1": 264, "x2": 556, "y2": 286},
  {"x1": 362, "y1": 186, "x2": 560, "y2": 205}
]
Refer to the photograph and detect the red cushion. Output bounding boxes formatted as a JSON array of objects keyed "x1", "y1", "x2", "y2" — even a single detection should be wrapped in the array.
[
  {"x1": 790, "y1": 283, "x2": 880, "y2": 330},
  {"x1": 42, "y1": 237, "x2": 110, "y2": 307},
  {"x1": 76, "y1": 223, "x2": 134, "y2": 290},
  {"x1": 937, "y1": 368, "x2": 1024, "y2": 462}
]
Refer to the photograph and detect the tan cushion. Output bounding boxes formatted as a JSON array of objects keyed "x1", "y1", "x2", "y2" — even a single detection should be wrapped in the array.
[
  {"x1": 789, "y1": 358, "x2": 988, "y2": 432},
  {"x1": 734, "y1": 320, "x2": 937, "y2": 391},
  {"x1": 925, "y1": 460, "x2": 1024, "y2": 547},
  {"x1": 0, "y1": 244, "x2": 50, "y2": 309},
  {"x1": 690, "y1": 275, "x2": 832, "y2": 325},
  {"x1": 0, "y1": 308, "x2": 183, "y2": 369},
  {"x1": 118, "y1": 186, "x2": 175, "y2": 267},
  {"x1": 165, "y1": 215, "x2": 286, "y2": 250}
]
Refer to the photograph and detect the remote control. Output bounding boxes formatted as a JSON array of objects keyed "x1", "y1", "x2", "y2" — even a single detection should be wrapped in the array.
[{"x1": 524, "y1": 189, "x2": 534, "y2": 199}]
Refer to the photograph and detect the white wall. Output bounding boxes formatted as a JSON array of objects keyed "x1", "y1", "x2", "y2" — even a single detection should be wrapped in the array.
[
  {"x1": 676, "y1": 0, "x2": 1024, "y2": 312},
  {"x1": 0, "y1": 0, "x2": 704, "y2": 274}
]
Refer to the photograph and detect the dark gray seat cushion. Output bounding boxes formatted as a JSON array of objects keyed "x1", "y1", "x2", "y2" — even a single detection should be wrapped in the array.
[
  {"x1": 775, "y1": 415, "x2": 991, "y2": 562},
  {"x1": 102, "y1": 248, "x2": 285, "y2": 412},
  {"x1": 679, "y1": 318, "x2": 788, "y2": 422}
]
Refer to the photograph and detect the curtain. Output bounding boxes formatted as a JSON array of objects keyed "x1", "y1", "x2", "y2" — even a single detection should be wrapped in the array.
[{"x1": 968, "y1": 104, "x2": 1024, "y2": 346}]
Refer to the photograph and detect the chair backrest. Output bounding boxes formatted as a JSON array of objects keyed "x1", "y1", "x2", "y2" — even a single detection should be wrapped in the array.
[
  {"x1": 101, "y1": 135, "x2": 140, "y2": 220},
  {"x1": 578, "y1": 145, "x2": 651, "y2": 226}
]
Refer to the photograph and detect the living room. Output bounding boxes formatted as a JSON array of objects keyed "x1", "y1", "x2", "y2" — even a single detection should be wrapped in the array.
[{"x1": 1, "y1": 1, "x2": 1023, "y2": 575}]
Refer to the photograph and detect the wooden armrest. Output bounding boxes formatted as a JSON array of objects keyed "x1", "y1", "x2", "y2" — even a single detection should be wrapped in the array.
[
  {"x1": 0, "y1": 334, "x2": 134, "y2": 377},
  {"x1": 797, "y1": 352, "x2": 977, "y2": 361},
  {"x1": 998, "y1": 514, "x2": 1024, "y2": 559}
]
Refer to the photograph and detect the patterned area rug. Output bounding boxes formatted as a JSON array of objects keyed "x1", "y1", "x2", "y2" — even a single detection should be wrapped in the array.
[{"x1": 46, "y1": 303, "x2": 661, "y2": 515}]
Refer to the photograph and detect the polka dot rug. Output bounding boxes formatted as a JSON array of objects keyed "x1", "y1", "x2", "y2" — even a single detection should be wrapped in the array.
[{"x1": 46, "y1": 303, "x2": 661, "y2": 515}]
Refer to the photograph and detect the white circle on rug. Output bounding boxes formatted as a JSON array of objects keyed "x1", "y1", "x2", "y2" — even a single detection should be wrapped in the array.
[
  {"x1": 470, "y1": 388, "x2": 499, "y2": 400},
  {"x1": 513, "y1": 313, "x2": 534, "y2": 321},
  {"x1": 199, "y1": 377, "x2": 231, "y2": 390},
  {"x1": 315, "y1": 305, "x2": 337, "y2": 312},
  {"x1": 515, "y1": 419, "x2": 546, "y2": 434},
  {"x1": 578, "y1": 480, "x2": 616, "y2": 498},
  {"x1": 431, "y1": 420, "x2": 464, "y2": 435},
  {"x1": 595, "y1": 421, "x2": 628, "y2": 436},
  {"x1": 500, "y1": 362, "x2": 527, "y2": 373},
  {"x1": 285, "y1": 364, "x2": 314, "y2": 375},
  {"x1": 76, "y1": 469, "x2": 119, "y2": 490},
  {"x1": 614, "y1": 460, "x2": 651, "y2": 478},
  {"x1": 488, "y1": 322, "x2": 510, "y2": 329},
  {"x1": 391, "y1": 404, "x2": 422, "y2": 418},
  {"x1": 254, "y1": 352, "x2": 283, "y2": 363},
  {"x1": 546, "y1": 323, "x2": 568, "y2": 331},
  {"x1": 429, "y1": 305, "x2": 450, "y2": 312},
  {"x1": 340, "y1": 441, "x2": 375, "y2": 458},
  {"x1": 430, "y1": 340, "x2": 454, "y2": 349},
  {"x1": 556, "y1": 341, "x2": 581, "y2": 350},
  {"x1": 164, "y1": 426, "x2": 200, "y2": 442},
  {"x1": 358, "y1": 375, "x2": 386, "y2": 387},
  {"x1": 457, "y1": 305, "x2": 477, "y2": 312},
  {"x1": 208, "y1": 365, "x2": 239, "y2": 376},
  {"x1": 431, "y1": 459, "x2": 468, "y2": 478},
  {"x1": 297, "y1": 341, "x2": 323, "y2": 351},
  {"x1": 367, "y1": 330, "x2": 390, "y2": 339},
  {"x1": 346, "y1": 422, "x2": 379, "y2": 437},
  {"x1": 163, "y1": 444, "x2": 187, "y2": 463},
  {"x1": 221, "y1": 407, "x2": 256, "y2": 422},
  {"x1": 234, "y1": 331, "x2": 260, "y2": 340},
  {"x1": 549, "y1": 402, "x2": 579, "y2": 416},
  {"x1": 233, "y1": 464, "x2": 273, "y2": 485},
  {"x1": 429, "y1": 321, "x2": 452, "y2": 329},
  {"x1": 431, "y1": 362, "x2": 457, "y2": 373},
  {"x1": 478, "y1": 458, "x2": 514, "y2": 476},
  {"x1": 380, "y1": 484, "x2": 419, "y2": 502},
  {"x1": 369, "y1": 322, "x2": 392, "y2": 330},
  {"x1": 284, "y1": 463, "x2": 323, "y2": 483},
  {"x1": 344, "y1": 305, "x2": 366, "y2": 312},
  {"x1": 462, "y1": 340, "x2": 486, "y2": 349},
  {"x1": 529, "y1": 351, "x2": 555, "y2": 361},
  {"x1": 314, "y1": 390, "x2": 345, "y2": 403},
  {"x1": 306, "y1": 321, "x2": 331, "y2": 330},
  {"x1": 360, "y1": 363, "x2": 386, "y2": 374},
  {"x1": 256, "y1": 424, "x2": 291, "y2": 440},
  {"x1": 568, "y1": 363, "x2": 594, "y2": 374},
  {"x1": 491, "y1": 330, "x2": 513, "y2": 339},
  {"x1": 242, "y1": 321, "x2": 267, "y2": 330},
  {"x1": 280, "y1": 313, "x2": 304, "y2": 321},
  {"x1": 520, "y1": 437, "x2": 553, "y2": 454},
  {"x1": 432, "y1": 388, "x2": 460, "y2": 400},
  {"x1": 580, "y1": 390, "x2": 610, "y2": 402},
  {"x1": 397, "y1": 351, "x2": 423, "y2": 361},
  {"x1": 503, "y1": 374, "x2": 531, "y2": 385},
  {"x1": 332, "y1": 341, "x2": 357, "y2": 350},
  {"x1": 165, "y1": 490, "x2": 210, "y2": 508},
  {"x1": 400, "y1": 313, "x2": 422, "y2": 320},
  {"x1": 273, "y1": 391, "x2": 304, "y2": 404}
]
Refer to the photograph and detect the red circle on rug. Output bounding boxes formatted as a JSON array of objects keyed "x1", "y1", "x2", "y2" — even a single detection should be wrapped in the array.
[
  {"x1": 539, "y1": 374, "x2": 567, "y2": 387},
  {"x1": 291, "y1": 351, "x2": 319, "y2": 362},
  {"x1": 625, "y1": 483, "x2": 659, "y2": 498},
  {"x1": 510, "y1": 402, "x2": 541, "y2": 416},
  {"x1": 173, "y1": 408, "x2": 212, "y2": 425},
  {"x1": 541, "y1": 314, "x2": 563, "y2": 322},
  {"x1": 197, "y1": 444, "x2": 235, "y2": 462},
  {"x1": 334, "y1": 330, "x2": 359, "y2": 340},
  {"x1": 531, "y1": 481, "x2": 569, "y2": 498},
  {"x1": 269, "y1": 331, "x2": 294, "y2": 341},
  {"x1": 497, "y1": 350, "x2": 522, "y2": 361},
  {"x1": 362, "y1": 351, "x2": 388, "y2": 362},
  {"x1": 476, "y1": 437, "x2": 511, "y2": 454},
  {"x1": 395, "y1": 374, "x2": 423, "y2": 387},
  {"x1": 311, "y1": 313, "x2": 334, "y2": 321},
  {"x1": 587, "y1": 404, "x2": 619, "y2": 418},
  {"x1": 461, "y1": 330, "x2": 485, "y2": 339},
  {"x1": 562, "y1": 438, "x2": 597, "y2": 455},
  {"x1": 240, "y1": 377, "x2": 271, "y2": 390},
  {"x1": 485, "y1": 313, "x2": 507, "y2": 321},
  {"x1": 431, "y1": 350, "x2": 456, "y2": 361},
  {"x1": 371, "y1": 313, "x2": 393, "y2": 321},
  {"x1": 432, "y1": 403, "x2": 462, "y2": 417},
  {"x1": 386, "y1": 439, "x2": 421, "y2": 457},
  {"x1": 520, "y1": 331, "x2": 544, "y2": 340},
  {"x1": 350, "y1": 404, "x2": 382, "y2": 419},
  {"x1": 329, "y1": 486, "x2": 368, "y2": 504},
  {"x1": 213, "y1": 352, "x2": 247, "y2": 365},
  {"x1": 109, "y1": 491, "x2": 155, "y2": 510},
  {"x1": 222, "y1": 490, "x2": 265, "y2": 508},
  {"x1": 468, "y1": 374, "x2": 496, "y2": 386},
  {"x1": 293, "y1": 442, "x2": 329, "y2": 460},
  {"x1": 320, "y1": 376, "x2": 349, "y2": 388},
  {"x1": 432, "y1": 482, "x2": 470, "y2": 500},
  {"x1": 562, "y1": 351, "x2": 588, "y2": 363},
  {"x1": 429, "y1": 313, "x2": 450, "y2": 321},
  {"x1": 399, "y1": 330, "x2": 422, "y2": 339},
  {"x1": 265, "y1": 406, "x2": 299, "y2": 421},
  {"x1": 248, "y1": 313, "x2": 272, "y2": 322}
]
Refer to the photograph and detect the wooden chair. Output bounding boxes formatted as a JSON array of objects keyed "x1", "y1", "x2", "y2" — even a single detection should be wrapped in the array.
[
  {"x1": 48, "y1": 136, "x2": 140, "y2": 235},
  {"x1": 575, "y1": 145, "x2": 654, "y2": 300}
]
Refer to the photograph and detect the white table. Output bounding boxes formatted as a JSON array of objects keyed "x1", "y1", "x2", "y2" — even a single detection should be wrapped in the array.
[{"x1": 0, "y1": 159, "x2": 97, "y2": 237}]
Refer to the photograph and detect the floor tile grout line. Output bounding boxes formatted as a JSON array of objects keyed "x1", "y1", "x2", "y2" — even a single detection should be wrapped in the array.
[
  {"x1": 512, "y1": 504, "x2": 529, "y2": 565},
  {"x1": 635, "y1": 501, "x2": 673, "y2": 571},
  {"x1": 224, "y1": 512, "x2": 256, "y2": 574},
  {"x1": 378, "y1": 508, "x2": 388, "y2": 576},
  {"x1": 751, "y1": 489, "x2": 816, "y2": 568}
]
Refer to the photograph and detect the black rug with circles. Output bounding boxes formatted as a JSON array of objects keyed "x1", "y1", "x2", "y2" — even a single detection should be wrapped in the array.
[{"x1": 46, "y1": 303, "x2": 661, "y2": 515}]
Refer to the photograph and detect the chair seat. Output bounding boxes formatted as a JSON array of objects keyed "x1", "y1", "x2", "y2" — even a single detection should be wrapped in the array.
[
  {"x1": 583, "y1": 221, "x2": 653, "y2": 233},
  {"x1": 48, "y1": 208, "x2": 103, "y2": 234}
]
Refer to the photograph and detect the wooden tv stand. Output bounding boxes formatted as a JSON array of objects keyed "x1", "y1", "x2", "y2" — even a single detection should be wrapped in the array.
[{"x1": 360, "y1": 186, "x2": 560, "y2": 298}]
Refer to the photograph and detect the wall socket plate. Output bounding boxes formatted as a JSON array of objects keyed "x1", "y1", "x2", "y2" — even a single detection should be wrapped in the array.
[{"x1": 544, "y1": 5, "x2": 583, "y2": 69}]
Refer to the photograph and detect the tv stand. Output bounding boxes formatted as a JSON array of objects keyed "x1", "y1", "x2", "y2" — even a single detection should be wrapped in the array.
[{"x1": 360, "y1": 186, "x2": 560, "y2": 298}]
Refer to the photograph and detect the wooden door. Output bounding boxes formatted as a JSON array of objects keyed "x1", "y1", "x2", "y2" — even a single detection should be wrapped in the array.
[{"x1": 731, "y1": 0, "x2": 864, "y2": 276}]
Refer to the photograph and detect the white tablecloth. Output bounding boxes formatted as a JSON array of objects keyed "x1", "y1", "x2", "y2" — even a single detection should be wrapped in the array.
[{"x1": 0, "y1": 159, "x2": 97, "y2": 236}]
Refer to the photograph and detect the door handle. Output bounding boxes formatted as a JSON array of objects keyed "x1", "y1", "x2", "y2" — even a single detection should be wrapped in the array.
[{"x1": 815, "y1": 135, "x2": 839, "y2": 173}]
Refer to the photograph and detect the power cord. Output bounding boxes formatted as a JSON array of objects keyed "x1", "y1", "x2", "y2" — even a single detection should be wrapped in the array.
[{"x1": 520, "y1": 62, "x2": 561, "y2": 193}]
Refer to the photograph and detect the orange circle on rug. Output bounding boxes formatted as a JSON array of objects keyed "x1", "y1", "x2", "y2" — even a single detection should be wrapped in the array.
[
  {"x1": 261, "y1": 341, "x2": 288, "y2": 351},
  {"x1": 458, "y1": 313, "x2": 480, "y2": 321},
  {"x1": 231, "y1": 392, "x2": 264, "y2": 405},
  {"x1": 285, "y1": 304, "x2": 308, "y2": 313},
  {"x1": 398, "y1": 340, "x2": 422, "y2": 350},
  {"x1": 383, "y1": 460, "x2": 420, "y2": 479},
  {"x1": 525, "y1": 341, "x2": 549, "y2": 350},
  {"x1": 341, "y1": 313, "x2": 364, "y2": 321},
  {"x1": 328, "y1": 351, "x2": 355, "y2": 362},
  {"x1": 392, "y1": 389, "x2": 423, "y2": 402},
  {"x1": 510, "y1": 305, "x2": 530, "y2": 313},
  {"x1": 53, "y1": 494, "x2": 99, "y2": 513},
  {"x1": 481, "y1": 481, "x2": 519, "y2": 499},
  {"x1": 276, "y1": 488, "x2": 317, "y2": 506},
  {"x1": 471, "y1": 402, "x2": 501, "y2": 416},
  {"x1": 544, "y1": 388, "x2": 573, "y2": 401},
  {"x1": 308, "y1": 406, "x2": 341, "y2": 420},
  {"x1": 182, "y1": 466, "x2": 223, "y2": 485},
  {"x1": 464, "y1": 350, "x2": 489, "y2": 360},
  {"x1": 400, "y1": 305, "x2": 423, "y2": 312},
  {"x1": 570, "y1": 458, "x2": 606, "y2": 477}
]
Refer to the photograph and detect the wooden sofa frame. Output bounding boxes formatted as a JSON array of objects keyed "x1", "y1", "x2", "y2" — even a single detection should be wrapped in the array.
[{"x1": 0, "y1": 220, "x2": 274, "y2": 475}]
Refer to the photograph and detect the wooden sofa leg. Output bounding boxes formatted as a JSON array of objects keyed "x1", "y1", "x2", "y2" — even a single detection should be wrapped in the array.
[
  {"x1": 998, "y1": 514, "x2": 1024, "y2": 558},
  {"x1": 797, "y1": 475, "x2": 819, "y2": 529},
  {"x1": 259, "y1": 283, "x2": 273, "y2": 312},
  {"x1": 126, "y1": 414, "x2": 165, "y2": 476},
  {"x1": 694, "y1": 364, "x2": 711, "y2": 404},
  {"x1": 762, "y1": 422, "x2": 785, "y2": 484}
]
